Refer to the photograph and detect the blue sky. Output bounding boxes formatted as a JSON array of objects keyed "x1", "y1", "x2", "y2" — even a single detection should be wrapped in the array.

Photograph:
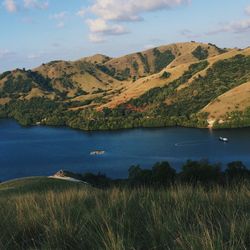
[{"x1": 0, "y1": 0, "x2": 250, "y2": 72}]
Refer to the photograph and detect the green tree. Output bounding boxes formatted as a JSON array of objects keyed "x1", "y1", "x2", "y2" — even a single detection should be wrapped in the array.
[{"x1": 152, "y1": 161, "x2": 176, "y2": 186}]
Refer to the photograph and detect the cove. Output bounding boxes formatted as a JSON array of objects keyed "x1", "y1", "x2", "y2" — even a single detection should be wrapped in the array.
[{"x1": 0, "y1": 119, "x2": 250, "y2": 181}]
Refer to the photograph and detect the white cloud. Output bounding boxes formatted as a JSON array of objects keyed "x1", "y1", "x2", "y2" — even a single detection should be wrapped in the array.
[
  {"x1": 88, "y1": 33, "x2": 106, "y2": 43},
  {"x1": 86, "y1": 18, "x2": 129, "y2": 43},
  {"x1": 85, "y1": 0, "x2": 189, "y2": 42},
  {"x1": 87, "y1": 18, "x2": 128, "y2": 35},
  {"x1": 51, "y1": 11, "x2": 67, "y2": 20},
  {"x1": 0, "y1": 49, "x2": 16, "y2": 59},
  {"x1": 76, "y1": 7, "x2": 85, "y2": 17},
  {"x1": 229, "y1": 19, "x2": 250, "y2": 33},
  {"x1": 245, "y1": 5, "x2": 250, "y2": 16},
  {"x1": 206, "y1": 6, "x2": 250, "y2": 36},
  {"x1": 90, "y1": 0, "x2": 190, "y2": 22},
  {"x1": 50, "y1": 11, "x2": 67, "y2": 28},
  {"x1": 180, "y1": 29, "x2": 201, "y2": 38},
  {"x1": 207, "y1": 18, "x2": 250, "y2": 35},
  {"x1": 23, "y1": 0, "x2": 49, "y2": 10},
  {"x1": 3, "y1": 0, "x2": 17, "y2": 12},
  {"x1": 3, "y1": 0, "x2": 49, "y2": 13}
]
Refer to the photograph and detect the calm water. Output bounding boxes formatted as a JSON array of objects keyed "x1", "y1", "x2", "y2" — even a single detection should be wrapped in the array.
[{"x1": 0, "y1": 119, "x2": 250, "y2": 181}]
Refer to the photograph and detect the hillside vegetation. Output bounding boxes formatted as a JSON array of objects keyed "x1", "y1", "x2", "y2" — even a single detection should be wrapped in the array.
[
  {"x1": 0, "y1": 175, "x2": 249, "y2": 250},
  {"x1": 0, "y1": 42, "x2": 250, "y2": 130}
]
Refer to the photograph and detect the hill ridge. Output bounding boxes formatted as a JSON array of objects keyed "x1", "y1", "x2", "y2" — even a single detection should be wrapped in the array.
[{"x1": 0, "y1": 41, "x2": 249, "y2": 129}]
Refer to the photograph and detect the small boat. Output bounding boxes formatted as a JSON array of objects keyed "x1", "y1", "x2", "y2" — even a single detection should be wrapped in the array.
[
  {"x1": 219, "y1": 137, "x2": 228, "y2": 142},
  {"x1": 90, "y1": 150, "x2": 105, "y2": 155}
]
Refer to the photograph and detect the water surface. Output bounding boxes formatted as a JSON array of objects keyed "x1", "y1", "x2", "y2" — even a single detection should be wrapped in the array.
[{"x1": 0, "y1": 119, "x2": 250, "y2": 181}]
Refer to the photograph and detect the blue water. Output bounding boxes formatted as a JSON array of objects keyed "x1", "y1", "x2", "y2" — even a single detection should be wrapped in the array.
[{"x1": 0, "y1": 119, "x2": 250, "y2": 181}]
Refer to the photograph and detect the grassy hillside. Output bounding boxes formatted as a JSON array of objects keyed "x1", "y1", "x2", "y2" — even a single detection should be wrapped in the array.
[
  {"x1": 0, "y1": 177, "x2": 249, "y2": 249},
  {"x1": 0, "y1": 42, "x2": 249, "y2": 129},
  {"x1": 202, "y1": 81, "x2": 250, "y2": 119},
  {"x1": 101, "y1": 42, "x2": 226, "y2": 81}
]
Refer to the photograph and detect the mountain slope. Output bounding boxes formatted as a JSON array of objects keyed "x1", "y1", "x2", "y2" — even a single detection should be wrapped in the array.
[
  {"x1": 100, "y1": 42, "x2": 227, "y2": 81},
  {"x1": 0, "y1": 42, "x2": 249, "y2": 129},
  {"x1": 202, "y1": 81, "x2": 250, "y2": 119},
  {"x1": 100, "y1": 47, "x2": 249, "y2": 110}
]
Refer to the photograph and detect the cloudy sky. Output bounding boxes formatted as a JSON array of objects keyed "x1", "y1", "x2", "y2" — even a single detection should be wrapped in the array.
[{"x1": 0, "y1": 0, "x2": 250, "y2": 72}]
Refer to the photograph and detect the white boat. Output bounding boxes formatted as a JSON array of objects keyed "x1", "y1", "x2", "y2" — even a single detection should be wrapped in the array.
[
  {"x1": 90, "y1": 150, "x2": 105, "y2": 155},
  {"x1": 219, "y1": 137, "x2": 228, "y2": 142}
]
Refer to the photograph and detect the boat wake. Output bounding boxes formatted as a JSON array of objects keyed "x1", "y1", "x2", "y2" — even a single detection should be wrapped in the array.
[{"x1": 174, "y1": 140, "x2": 210, "y2": 147}]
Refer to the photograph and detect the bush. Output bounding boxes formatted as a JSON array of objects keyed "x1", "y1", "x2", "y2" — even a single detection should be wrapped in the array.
[
  {"x1": 137, "y1": 52, "x2": 150, "y2": 73},
  {"x1": 82, "y1": 173, "x2": 111, "y2": 188},
  {"x1": 3, "y1": 76, "x2": 32, "y2": 94},
  {"x1": 161, "y1": 71, "x2": 171, "y2": 79},
  {"x1": 128, "y1": 165, "x2": 153, "y2": 186},
  {"x1": 153, "y1": 48, "x2": 175, "y2": 72},
  {"x1": 225, "y1": 161, "x2": 250, "y2": 181},
  {"x1": 180, "y1": 160, "x2": 222, "y2": 185},
  {"x1": 192, "y1": 46, "x2": 208, "y2": 60},
  {"x1": 0, "y1": 71, "x2": 11, "y2": 80},
  {"x1": 128, "y1": 162, "x2": 176, "y2": 186},
  {"x1": 152, "y1": 161, "x2": 176, "y2": 186}
]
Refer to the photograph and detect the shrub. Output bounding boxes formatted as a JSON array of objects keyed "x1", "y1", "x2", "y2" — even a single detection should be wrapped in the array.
[
  {"x1": 152, "y1": 161, "x2": 176, "y2": 186},
  {"x1": 82, "y1": 173, "x2": 111, "y2": 188},
  {"x1": 3, "y1": 76, "x2": 32, "y2": 94},
  {"x1": 153, "y1": 48, "x2": 175, "y2": 72},
  {"x1": 180, "y1": 160, "x2": 222, "y2": 185},
  {"x1": 128, "y1": 165, "x2": 153, "y2": 186},
  {"x1": 132, "y1": 61, "x2": 139, "y2": 72},
  {"x1": 137, "y1": 52, "x2": 150, "y2": 73},
  {"x1": 161, "y1": 71, "x2": 171, "y2": 79},
  {"x1": 192, "y1": 46, "x2": 209, "y2": 60},
  {"x1": 0, "y1": 71, "x2": 11, "y2": 80},
  {"x1": 225, "y1": 161, "x2": 250, "y2": 181}
]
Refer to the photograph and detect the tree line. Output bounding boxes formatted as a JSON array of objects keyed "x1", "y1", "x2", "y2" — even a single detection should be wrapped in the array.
[{"x1": 61, "y1": 160, "x2": 250, "y2": 188}]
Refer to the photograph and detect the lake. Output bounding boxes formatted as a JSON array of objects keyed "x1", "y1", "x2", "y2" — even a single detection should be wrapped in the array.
[{"x1": 0, "y1": 119, "x2": 250, "y2": 181}]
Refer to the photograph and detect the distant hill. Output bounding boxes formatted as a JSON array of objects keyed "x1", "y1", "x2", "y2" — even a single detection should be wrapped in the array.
[{"x1": 0, "y1": 41, "x2": 250, "y2": 129}]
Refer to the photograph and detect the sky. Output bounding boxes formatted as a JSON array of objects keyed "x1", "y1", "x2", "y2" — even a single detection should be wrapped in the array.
[{"x1": 0, "y1": 0, "x2": 250, "y2": 72}]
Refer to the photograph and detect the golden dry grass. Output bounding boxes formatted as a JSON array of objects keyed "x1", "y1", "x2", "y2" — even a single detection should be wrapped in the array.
[
  {"x1": 99, "y1": 42, "x2": 230, "y2": 108},
  {"x1": 0, "y1": 97, "x2": 11, "y2": 105},
  {"x1": 24, "y1": 87, "x2": 55, "y2": 100},
  {"x1": 100, "y1": 63, "x2": 191, "y2": 109},
  {"x1": 80, "y1": 54, "x2": 112, "y2": 64},
  {"x1": 203, "y1": 81, "x2": 250, "y2": 119},
  {"x1": 2, "y1": 43, "x2": 249, "y2": 113}
]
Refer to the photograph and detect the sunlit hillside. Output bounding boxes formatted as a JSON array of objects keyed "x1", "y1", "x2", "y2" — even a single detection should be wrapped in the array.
[{"x1": 0, "y1": 42, "x2": 250, "y2": 129}]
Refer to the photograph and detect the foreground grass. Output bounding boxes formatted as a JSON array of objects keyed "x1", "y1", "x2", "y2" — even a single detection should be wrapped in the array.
[{"x1": 0, "y1": 178, "x2": 249, "y2": 250}]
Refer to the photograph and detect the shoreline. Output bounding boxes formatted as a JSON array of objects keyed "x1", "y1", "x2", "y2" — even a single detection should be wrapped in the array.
[{"x1": 1, "y1": 117, "x2": 250, "y2": 133}]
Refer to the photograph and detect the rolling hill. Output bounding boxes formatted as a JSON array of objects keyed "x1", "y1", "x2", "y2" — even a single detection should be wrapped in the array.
[{"x1": 0, "y1": 41, "x2": 250, "y2": 130}]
